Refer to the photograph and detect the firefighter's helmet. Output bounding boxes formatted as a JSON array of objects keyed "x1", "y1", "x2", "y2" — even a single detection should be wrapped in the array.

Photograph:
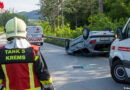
[{"x1": 5, "y1": 17, "x2": 26, "y2": 39}]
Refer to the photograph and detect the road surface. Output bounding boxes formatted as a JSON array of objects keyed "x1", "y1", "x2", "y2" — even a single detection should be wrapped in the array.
[{"x1": 0, "y1": 34, "x2": 130, "y2": 90}]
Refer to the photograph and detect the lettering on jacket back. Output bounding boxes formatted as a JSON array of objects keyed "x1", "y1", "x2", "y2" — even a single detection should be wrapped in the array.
[{"x1": 0, "y1": 48, "x2": 34, "y2": 64}]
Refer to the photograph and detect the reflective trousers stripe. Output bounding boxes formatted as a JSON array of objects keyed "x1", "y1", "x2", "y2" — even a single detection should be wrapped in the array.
[
  {"x1": 25, "y1": 87, "x2": 41, "y2": 90},
  {"x1": 1, "y1": 65, "x2": 9, "y2": 89},
  {"x1": 34, "y1": 56, "x2": 39, "y2": 61},
  {"x1": 28, "y1": 63, "x2": 35, "y2": 89},
  {"x1": 0, "y1": 79, "x2": 3, "y2": 84},
  {"x1": 3, "y1": 87, "x2": 41, "y2": 90}
]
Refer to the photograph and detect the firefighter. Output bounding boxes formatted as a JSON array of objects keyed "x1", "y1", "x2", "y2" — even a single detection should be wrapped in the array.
[{"x1": 0, "y1": 17, "x2": 54, "y2": 90}]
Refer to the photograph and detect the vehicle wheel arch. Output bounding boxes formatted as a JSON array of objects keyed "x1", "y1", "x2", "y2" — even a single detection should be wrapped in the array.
[
  {"x1": 111, "y1": 56, "x2": 130, "y2": 83},
  {"x1": 112, "y1": 57, "x2": 123, "y2": 65}
]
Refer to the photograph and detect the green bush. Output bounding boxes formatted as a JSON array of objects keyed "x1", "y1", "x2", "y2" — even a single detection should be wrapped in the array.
[
  {"x1": 44, "y1": 38, "x2": 65, "y2": 47},
  {"x1": 88, "y1": 14, "x2": 128, "y2": 33},
  {"x1": 39, "y1": 22, "x2": 83, "y2": 39}
]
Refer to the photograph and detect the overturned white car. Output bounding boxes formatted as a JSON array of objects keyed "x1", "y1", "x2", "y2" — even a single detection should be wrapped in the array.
[{"x1": 65, "y1": 27, "x2": 115, "y2": 55}]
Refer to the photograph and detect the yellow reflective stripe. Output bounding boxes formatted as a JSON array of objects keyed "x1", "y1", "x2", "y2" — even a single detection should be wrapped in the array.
[
  {"x1": 1, "y1": 65, "x2": 9, "y2": 90},
  {"x1": 0, "y1": 79, "x2": 3, "y2": 84},
  {"x1": 28, "y1": 63, "x2": 35, "y2": 89},
  {"x1": 3, "y1": 88, "x2": 10, "y2": 90},
  {"x1": 25, "y1": 87, "x2": 41, "y2": 90},
  {"x1": 4, "y1": 88, "x2": 41, "y2": 90},
  {"x1": 3, "y1": 87, "x2": 41, "y2": 90},
  {"x1": 34, "y1": 56, "x2": 39, "y2": 61},
  {"x1": 40, "y1": 77, "x2": 52, "y2": 85}
]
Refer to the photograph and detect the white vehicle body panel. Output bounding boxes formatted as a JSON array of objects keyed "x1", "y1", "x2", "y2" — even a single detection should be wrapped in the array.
[
  {"x1": 66, "y1": 30, "x2": 115, "y2": 54},
  {"x1": 27, "y1": 26, "x2": 44, "y2": 44},
  {"x1": 110, "y1": 18, "x2": 130, "y2": 77}
]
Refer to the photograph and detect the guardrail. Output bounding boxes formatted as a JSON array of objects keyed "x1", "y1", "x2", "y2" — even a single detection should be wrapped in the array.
[{"x1": 44, "y1": 36, "x2": 72, "y2": 41}]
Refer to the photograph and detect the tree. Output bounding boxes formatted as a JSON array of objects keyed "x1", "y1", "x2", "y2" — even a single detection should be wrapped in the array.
[
  {"x1": 0, "y1": 11, "x2": 28, "y2": 27},
  {"x1": 39, "y1": 0, "x2": 61, "y2": 32},
  {"x1": 63, "y1": 0, "x2": 98, "y2": 28},
  {"x1": 39, "y1": 0, "x2": 130, "y2": 30},
  {"x1": 99, "y1": 0, "x2": 103, "y2": 14},
  {"x1": 104, "y1": 0, "x2": 129, "y2": 20}
]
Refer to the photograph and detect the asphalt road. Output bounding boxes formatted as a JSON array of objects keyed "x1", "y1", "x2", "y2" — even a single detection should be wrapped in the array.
[
  {"x1": 41, "y1": 43, "x2": 130, "y2": 90},
  {"x1": 0, "y1": 34, "x2": 130, "y2": 90}
]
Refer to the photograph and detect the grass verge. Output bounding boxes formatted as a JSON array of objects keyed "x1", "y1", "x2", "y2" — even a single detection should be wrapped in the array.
[
  {"x1": 0, "y1": 32, "x2": 4, "y2": 36},
  {"x1": 0, "y1": 27, "x2": 4, "y2": 36},
  {"x1": 44, "y1": 38, "x2": 65, "y2": 47}
]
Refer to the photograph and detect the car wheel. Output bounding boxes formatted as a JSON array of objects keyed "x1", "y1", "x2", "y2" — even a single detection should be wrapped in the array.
[
  {"x1": 111, "y1": 60, "x2": 129, "y2": 83},
  {"x1": 65, "y1": 39, "x2": 73, "y2": 55},
  {"x1": 83, "y1": 27, "x2": 90, "y2": 39},
  {"x1": 65, "y1": 39, "x2": 70, "y2": 50},
  {"x1": 40, "y1": 42, "x2": 43, "y2": 46},
  {"x1": 106, "y1": 27, "x2": 112, "y2": 31}
]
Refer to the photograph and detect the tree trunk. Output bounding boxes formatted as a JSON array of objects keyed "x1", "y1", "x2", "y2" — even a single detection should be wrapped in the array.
[
  {"x1": 99, "y1": 0, "x2": 103, "y2": 14},
  {"x1": 61, "y1": 0, "x2": 64, "y2": 29},
  {"x1": 57, "y1": 0, "x2": 59, "y2": 27},
  {"x1": 48, "y1": 17, "x2": 55, "y2": 33},
  {"x1": 75, "y1": 14, "x2": 78, "y2": 28}
]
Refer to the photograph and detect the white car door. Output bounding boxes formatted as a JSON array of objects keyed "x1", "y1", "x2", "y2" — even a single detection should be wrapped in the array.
[
  {"x1": 118, "y1": 20, "x2": 130, "y2": 61},
  {"x1": 117, "y1": 20, "x2": 130, "y2": 76}
]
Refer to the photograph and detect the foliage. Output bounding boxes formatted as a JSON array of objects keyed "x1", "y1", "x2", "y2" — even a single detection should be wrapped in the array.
[
  {"x1": 40, "y1": 0, "x2": 99, "y2": 29},
  {"x1": 44, "y1": 38, "x2": 65, "y2": 47},
  {"x1": 39, "y1": 0, "x2": 129, "y2": 27},
  {"x1": 39, "y1": 0, "x2": 60, "y2": 31},
  {"x1": 88, "y1": 13, "x2": 128, "y2": 32},
  {"x1": 64, "y1": 0, "x2": 98, "y2": 28},
  {"x1": 39, "y1": 15, "x2": 128, "y2": 39},
  {"x1": 0, "y1": 11, "x2": 28, "y2": 27},
  {"x1": 38, "y1": 0, "x2": 129, "y2": 39},
  {"x1": 88, "y1": 13, "x2": 112, "y2": 30},
  {"x1": 104, "y1": 0, "x2": 130, "y2": 20},
  {"x1": 39, "y1": 21, "x2": 83, "y2": 39},
  {"x1": 0, "y1": 26, "x2": 4, "y2": 32}
]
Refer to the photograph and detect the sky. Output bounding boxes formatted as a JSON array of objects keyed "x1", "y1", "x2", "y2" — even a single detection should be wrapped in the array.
[{"x1": 1, "y1": 0, "x2": 40, "y2": 12}]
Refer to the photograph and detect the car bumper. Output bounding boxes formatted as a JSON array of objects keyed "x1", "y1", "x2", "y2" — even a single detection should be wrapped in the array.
[
  {"x1": 29, "y1": 39, "x2": 44, "y2": 43},
  {"x1": 123, "y1": 60, "x2": 130, "y2": 69},
  {"x1": 89, "y1": 50, "x2": 109, "y2": 54},
  {"x1": 122, "y1": 60, "x2": 130, "y2": 78}
]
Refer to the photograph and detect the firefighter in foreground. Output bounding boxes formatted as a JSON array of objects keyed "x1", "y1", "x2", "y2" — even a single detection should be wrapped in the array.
[{"x1": 0, "y1": 17, "x2": 54, "y2": 90}]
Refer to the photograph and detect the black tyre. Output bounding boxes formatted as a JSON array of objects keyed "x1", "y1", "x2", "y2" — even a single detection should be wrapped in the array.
[
  {"x1": 106, "y1": 27, "x2": 112, "y2": 31},
  {"x1": 83, "y1": 27, "x2": 90, "y2": 39},
  {"x1": 40, "y1": 42, "x2": 43, "y2": 46},
  {"x1": 65, "y1": 39, "x2": 70, "y2": 50},
  {"x1": 65, "y1": 39, "x2": 73, "y2": 55},
  {"x1": 111, "y1": 60, "x2": 129, "y2": 83}
]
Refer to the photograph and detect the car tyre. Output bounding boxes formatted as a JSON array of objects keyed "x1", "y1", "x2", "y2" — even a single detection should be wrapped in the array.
[
  {"x1": 83, "y1": 27, "x2": 90, "y2": 39},
  {"x1": 65, "y1": 39, "x2": 73, "y2": 55},
  {"x1": 65, "y1": 39, "x2": 70, "y2": 50},
  {"x1": 106, "y1": 27, "x2": 112, "y2": 31},
  {"x1": 111, "y1": 60, "x2": 129, "y2": 83},
  {"x1": 40, "y1": 42, "x2": 43, "y2": 46}
]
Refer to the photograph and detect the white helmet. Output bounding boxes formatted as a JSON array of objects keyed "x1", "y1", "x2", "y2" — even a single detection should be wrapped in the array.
[{"x1": 5, "y1": 17, "x2": 27, "y2": 39}]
